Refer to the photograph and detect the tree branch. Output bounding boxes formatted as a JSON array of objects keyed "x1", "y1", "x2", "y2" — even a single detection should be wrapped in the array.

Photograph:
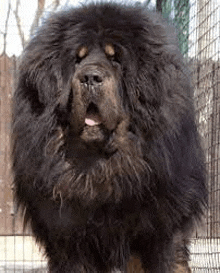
[
  {"x1": 3, "y1": 1, "x2": 11, "y2": 54},
  {"x1": 30, "y1": 0, "x2": 46, "y2": 36},
  {"x1": 14, "y1": 0, "x2": 25, "y2": 48}
]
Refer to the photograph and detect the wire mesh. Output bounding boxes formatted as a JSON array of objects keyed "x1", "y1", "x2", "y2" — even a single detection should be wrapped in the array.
[{"x1": 188, "y1": 0, "x2": 220, "y2": 271}]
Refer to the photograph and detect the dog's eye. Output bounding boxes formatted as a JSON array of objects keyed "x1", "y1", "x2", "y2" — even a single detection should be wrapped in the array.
[{"x1": 76, "y1": 46, "x2": 88, "y2": 63}]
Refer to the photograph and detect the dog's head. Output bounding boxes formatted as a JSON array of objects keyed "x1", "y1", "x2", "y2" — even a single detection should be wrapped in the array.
[{"x1": 12, "y1": 3, "x2": 192, "y2": 204}]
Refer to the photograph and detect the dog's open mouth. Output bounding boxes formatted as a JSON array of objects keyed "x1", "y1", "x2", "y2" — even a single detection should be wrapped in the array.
[
  {"x1": 79, "y1": 102, "x2": 107, "y2": 144},
  {"x1": 85, "y1": 103, "x2": 102, "y2": 127}
]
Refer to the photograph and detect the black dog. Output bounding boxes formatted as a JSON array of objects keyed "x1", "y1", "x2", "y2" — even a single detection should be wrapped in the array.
[{"x1": 12, "y1": 2, "x2": 207, "y2": 272}]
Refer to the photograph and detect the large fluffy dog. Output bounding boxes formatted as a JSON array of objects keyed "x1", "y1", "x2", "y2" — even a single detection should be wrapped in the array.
[{"x1": 12, "y1": 2, "x2": 207, "y2": 272}]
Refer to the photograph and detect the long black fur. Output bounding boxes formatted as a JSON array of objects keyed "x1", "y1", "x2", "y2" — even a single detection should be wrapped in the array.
[{"x1": 12, "y1": 2, "x2": 207, "y2": 272}]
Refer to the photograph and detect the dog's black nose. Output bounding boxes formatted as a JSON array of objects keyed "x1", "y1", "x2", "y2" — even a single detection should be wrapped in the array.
[{"x1": 79, "y1": 72, "x2": 103, "y2": 86}]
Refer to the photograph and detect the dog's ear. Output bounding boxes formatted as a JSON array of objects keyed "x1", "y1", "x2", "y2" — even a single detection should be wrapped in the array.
[
  {"x1": 132, "y1": 10, "x2": 193, "y2": 133},
  {"x1": 16, "y1": 12, "x2": 80, "y2": 111},
  {"x1": 17, "y1": 45, "x2": 63, "y2": 109}
]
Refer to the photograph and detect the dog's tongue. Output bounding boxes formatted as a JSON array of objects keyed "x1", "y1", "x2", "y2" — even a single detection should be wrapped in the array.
[{"x1": 85, "y1": 114, "x2": 102, "y2": 126}]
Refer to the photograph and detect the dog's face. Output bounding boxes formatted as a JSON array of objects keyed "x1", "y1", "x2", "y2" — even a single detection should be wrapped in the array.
[{"x1": 70, "y1": 44, "x2": 125, "y2": 148}]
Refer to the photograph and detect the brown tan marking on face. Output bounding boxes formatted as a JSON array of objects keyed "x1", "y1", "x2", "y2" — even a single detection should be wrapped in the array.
[
  {"x1": 105, "y1": 44, "x2": 115, "y2": 57},
  {"x1": 78, "y1": 46, "x2": 88, "y2": 59}
]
